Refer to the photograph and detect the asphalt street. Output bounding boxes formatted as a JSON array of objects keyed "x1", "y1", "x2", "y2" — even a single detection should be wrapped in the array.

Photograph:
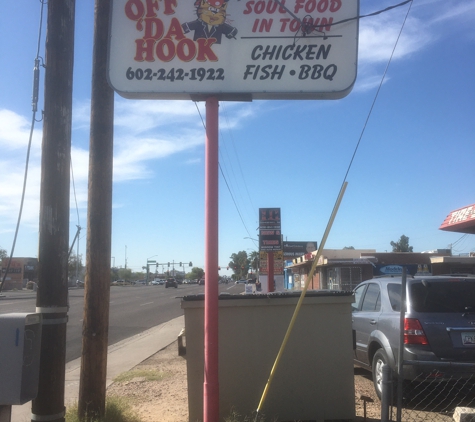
[{"x1": 0, "y1": 281, "x2": 242, "y2": 361}]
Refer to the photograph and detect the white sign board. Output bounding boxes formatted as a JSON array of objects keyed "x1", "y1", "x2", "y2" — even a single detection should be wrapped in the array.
[{"x1": 108, "y1": 0, "x2": 359, "y2": 100}]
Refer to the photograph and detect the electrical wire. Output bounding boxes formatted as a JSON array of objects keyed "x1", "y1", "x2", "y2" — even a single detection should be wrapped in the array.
[
  {"x1": 0, "y1": 0, "x2": 46, "y2": 293},
  {"x1": 221, "y1": 103, "x2": 257, "y2": 219},
  {"x1": 299, "y1": 0, "x2": 413, "y2": 37},
  {"x1": 340, "y1": 0, "x2": 414, "y2": 190},
  {"x1": 194, "y1": 101, "x2": 255, "y2": 240}
]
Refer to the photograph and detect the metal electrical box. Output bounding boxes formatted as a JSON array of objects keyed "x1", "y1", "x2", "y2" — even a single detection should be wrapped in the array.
[{"x1": 0, "y1": 313, "x2": 42, "y2": 405}]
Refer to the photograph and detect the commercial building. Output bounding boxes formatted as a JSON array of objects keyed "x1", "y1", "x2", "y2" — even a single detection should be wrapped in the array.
[{"x1": 1, "y1": 257, "x2": 38, "y2": 290}]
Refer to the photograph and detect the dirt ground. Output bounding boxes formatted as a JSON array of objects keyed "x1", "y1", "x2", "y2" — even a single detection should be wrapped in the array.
[{"x1": 106, "y1": 341, "x2": 381, "y2": 422}]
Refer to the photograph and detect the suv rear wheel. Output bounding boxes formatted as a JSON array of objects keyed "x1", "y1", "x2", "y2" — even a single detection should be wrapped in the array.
[{"x1": 372, "y1": 349, "x2": 390, "y2": 399}]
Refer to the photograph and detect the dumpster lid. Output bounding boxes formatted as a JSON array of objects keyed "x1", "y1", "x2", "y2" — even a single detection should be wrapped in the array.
[{"x1": 182, "y1": 290, "x2": 353, "y2": 301}]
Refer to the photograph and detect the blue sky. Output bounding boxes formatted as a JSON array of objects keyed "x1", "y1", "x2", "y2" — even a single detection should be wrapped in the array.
[{"x1": 0, "y1": 0, "x2": 474, "y2": 275}]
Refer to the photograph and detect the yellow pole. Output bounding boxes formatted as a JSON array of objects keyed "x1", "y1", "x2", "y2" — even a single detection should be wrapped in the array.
[{"x1": 255, "y1": 182, "x2": 348, "y2": 416}]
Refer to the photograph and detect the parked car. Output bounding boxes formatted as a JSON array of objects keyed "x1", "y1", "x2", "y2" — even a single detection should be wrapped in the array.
[
  {"x1": 352, "y1": 275, "x2": 475, "y2": 398},
  {"x1": 165, "y1": 278, "x2": 178, "y2": 288},
  {"x1": 235, "y1": 279, "x2": 248, "y2": 284},
  {"x1": 198, "y1": 278, "x2": 205, "y2": 285}
]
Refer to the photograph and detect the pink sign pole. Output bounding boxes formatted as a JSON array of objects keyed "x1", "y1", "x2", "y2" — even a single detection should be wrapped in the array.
[{"x1": 204, "y1": 96, "x2": 219, "y2": 422}]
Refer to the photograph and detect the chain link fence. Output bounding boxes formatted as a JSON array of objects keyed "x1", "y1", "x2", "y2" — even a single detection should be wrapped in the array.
[{"x1": 382, "y1": 363, "x2": 475, "y2": 421}]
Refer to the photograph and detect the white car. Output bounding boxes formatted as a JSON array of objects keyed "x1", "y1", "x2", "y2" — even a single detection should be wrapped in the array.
[{"x1": 151, "y1": 279, "x2": 165, "y2": 285}]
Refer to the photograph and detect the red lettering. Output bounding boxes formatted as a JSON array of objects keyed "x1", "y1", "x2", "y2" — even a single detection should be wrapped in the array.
[
  {"x1": 266, "y1": 0, "x2": 278, "y2": 13},
  {"x1": 134, "y1": 38, "x2": 155, "y2": 61},
  {"x1": 144, "y1": 18, "x2": 164, "y2": 39},
  {"x1": 307, "y1": 0, "x2": 317, "y2": 13},
  {"x1": 145, "y1": 0, "x2": 159, "y2": 17},
  {"x1": 314, "y1": 17, "x2": 333, "y2": 32},
  {"x1": 279, "y1": 18, "x2": 290, "y2": 32},
  {"x1": 134, "y1": 38, "x2": 217, "y2": 62},
  {"x1": 255, "y1": 0, "x2": 265, "y2": 14},
  {"x1": 195, "y1": 38, "x2": 218, "y2": 61},
  {"x1": 125, "y1": 0, "x2": 145, "y2": 21},
  {"x1": 330, "y1": 0, "x2": 341, "y2": 12},
  {"x1": 164, "y1": 17, "x2": 185, "y2": 40},
  {"x1": 244, "y1": 1, "x2": 254, "y2": 14},
  {"x1": 278, "y1": 0, "x2": 287, "y2": 13},
  {"x1": 317, "y1": 0, "x2": 327, "y2": 13},
  {"x1": 245, "y1": 0, "x2": 286, "y2": 14},
  {"x1": 176, "y1": 38, "x2": 196, "y2": 61},
  {"x1": 163, "y1": 0, "x2": 178, "y2": 15},
  {"x1": 294, "y1": 0, "x2": 305, "y2": 13},
  {"x1": 294, "y1": 0, "x2": 341, "y2": 14},
  {"x1": 156, "y1": 38, "x2": 175, "y2": 61},
  {"x1": 289, "y1": 18, "x2": 300, "y2": 32}
]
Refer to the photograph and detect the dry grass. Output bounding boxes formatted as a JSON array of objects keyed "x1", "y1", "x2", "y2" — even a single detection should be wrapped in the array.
[{"x1": 65, "y1": 396, "x2": 141, "y2": 422}]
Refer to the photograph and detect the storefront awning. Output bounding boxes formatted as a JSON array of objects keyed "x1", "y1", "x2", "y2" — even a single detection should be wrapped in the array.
[{"x1": 439, "y1": 203, "x2": 475, "y2": 234}]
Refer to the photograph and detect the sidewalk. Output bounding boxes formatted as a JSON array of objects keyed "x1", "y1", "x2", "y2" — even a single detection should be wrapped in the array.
[{"x1": 12, "y1": 315, "x2": 185, "y2": 422}]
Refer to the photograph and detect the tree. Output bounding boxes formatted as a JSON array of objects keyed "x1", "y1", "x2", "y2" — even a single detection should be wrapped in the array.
[
  {"x1": 390, "y1": 235, "x2": 413, "y2": 252},
  {"x1": 229, "y1": 251, "x2": 249, "y2": 280},
  {"x1": 249, "y1": 251, "x2": 259, "y2": 273},
  {"x1": 68, "y1": 253, "x2": 84, "y2": 281},
  {"x1": 0, "y1": 247, "x2": 7, "y2": 260},
  {"x1": 117, "y1": 267, "x2": 132, "y2": 281},
  {"x1": 343, "y1": 246, "x2": 355, "y2": 250},
  {"x1": 187, "y1": 267, "x2": 204, "y2": 280}
]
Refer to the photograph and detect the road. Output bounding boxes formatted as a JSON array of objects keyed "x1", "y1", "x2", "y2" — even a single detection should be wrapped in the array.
[{"x1": 0, "y1": 282, "x2": 242, "y2": 362}]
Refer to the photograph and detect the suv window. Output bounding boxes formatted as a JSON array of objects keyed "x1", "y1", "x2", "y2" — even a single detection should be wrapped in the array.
[
  {"x1": 352, "y1": 284, "x2": 366, "y2": 311},
  {"x1": 361, "y1": 283, "x2": 381, "y2": 312},
  {"x1": 387, "y1": 283, "x2": 402, "y2": 311},
  {"x1": 410, "y1": 281, "x2": 475, "y2": 313}
]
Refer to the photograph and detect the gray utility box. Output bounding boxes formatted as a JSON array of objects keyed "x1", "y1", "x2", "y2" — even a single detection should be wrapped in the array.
[
  {"x1": 182, "y1": 291, "x2": 355, "y2": 422},
  {"x1": 0, "y1": 313, "x2": 42, "y2": 405}
]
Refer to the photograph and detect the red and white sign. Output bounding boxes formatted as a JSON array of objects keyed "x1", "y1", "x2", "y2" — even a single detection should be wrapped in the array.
[
  {"x1": 439, "y1": 204, "x2": 475, "y2": 234},
  {"x1": 108, "y1": 0, "x2": 359, "y2": 100}
]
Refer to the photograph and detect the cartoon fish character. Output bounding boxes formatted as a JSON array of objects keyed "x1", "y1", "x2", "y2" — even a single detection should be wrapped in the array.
[{"x1": 182, "y1": 0, "x2": 238, "y2": 44}]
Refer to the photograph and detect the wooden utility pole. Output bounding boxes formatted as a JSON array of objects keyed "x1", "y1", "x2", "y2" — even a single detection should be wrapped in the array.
[
  {"x1": 33, "y1": 1, "x2": 75, "y2": 421},
  {"x1": 78, "y1": 0, "x2": 114, "y2": 419}
]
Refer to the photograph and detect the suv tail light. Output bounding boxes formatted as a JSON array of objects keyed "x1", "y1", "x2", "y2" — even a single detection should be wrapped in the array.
[{"x1": 404, "y1": 318, "x2": 428, "y2": 345}]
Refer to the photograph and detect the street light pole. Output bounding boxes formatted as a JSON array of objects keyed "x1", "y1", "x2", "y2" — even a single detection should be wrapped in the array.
[{"x1": 145, "y1": 255, "x2": 158, "y2": 285}]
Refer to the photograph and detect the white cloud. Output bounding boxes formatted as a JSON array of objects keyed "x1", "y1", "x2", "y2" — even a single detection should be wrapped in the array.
[
  {"x1": 0, "y1": 109, "x2": 42, "y2": 151},
  {"x1": 359, "y1": 13, "x2": 431, "y2": 65},
  {"x1": 114, "y1": 99, "x2": 199, "y2": 135},
  {"x1": 355, "y1": 8, "x2": 432, "y2": 92},
  {"x1": 430, "y1": 2, "x2": 475, "y2": 25}
]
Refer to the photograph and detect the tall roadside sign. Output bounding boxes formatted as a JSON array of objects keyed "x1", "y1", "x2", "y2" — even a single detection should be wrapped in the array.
[
  {"x1": 259, "y1": 208, "x2": 281, "y2": 291},
  {"x1": 108, "y1": 2, "x2": 359, "y2": 420}
]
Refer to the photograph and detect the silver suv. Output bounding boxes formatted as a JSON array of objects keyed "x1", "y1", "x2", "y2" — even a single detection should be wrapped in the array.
[{"x1": 352, "y1": 275, "x2": 475, "y2": 398}]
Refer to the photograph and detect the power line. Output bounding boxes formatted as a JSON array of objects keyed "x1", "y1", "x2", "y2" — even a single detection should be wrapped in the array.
[
  {"x1": 0, "y1": 0, "x2": 46, "y2": 293},
  {"x1": 194, "y1": 102, "x2": 255, "y2": 239}
]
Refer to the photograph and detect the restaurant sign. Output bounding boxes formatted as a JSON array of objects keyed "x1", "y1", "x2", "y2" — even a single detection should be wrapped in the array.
[
  {"x1": 283, "y1": 241, "x2": 317, "y2": 258},
  {"x1": 259, "y1": 208, "x2": 282, "y2": 252},
  {"x1": 108, "y1": 0, "x2": 359, "y2": 100},
  {"x1": 439, "y1": 204, "x2": 475, "y2": 234}
]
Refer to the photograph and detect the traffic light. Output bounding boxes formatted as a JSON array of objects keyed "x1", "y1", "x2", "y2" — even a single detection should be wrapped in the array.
[
  {"x1": 179, "y1": 262, "x2": 182, "y2": 267},
  {"x1": 189, "y1": 262, "x2": 192, "y2": 267},
  {"x1": 227, "y1": 266, "x2": 229, "y2": 270},
  {"x1": 168, "y1": 262, "x2": 170, "y2": 267}
]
